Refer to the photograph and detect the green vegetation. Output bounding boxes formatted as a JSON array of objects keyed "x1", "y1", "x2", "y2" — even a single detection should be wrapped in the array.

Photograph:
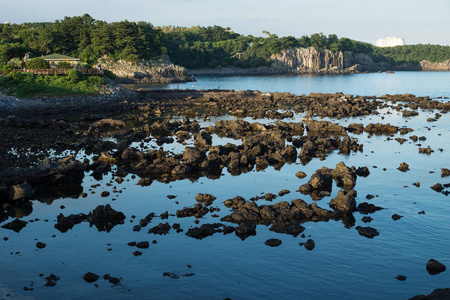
[
  {"x1": 373, "y1": 44, "x2": 450, "y2": 65},
  {"x1": 0, "y1": 71, "x2": 104, "y2": 97},
  {"x1": 0, "y1": 14, "x2": 163, "y2": 64},
  {"x1": 27, "y1": 58, "x2": 50, "y2": 69},
  {"x1": 1, "y1": 14, "x2": 449, "y2": 74}
]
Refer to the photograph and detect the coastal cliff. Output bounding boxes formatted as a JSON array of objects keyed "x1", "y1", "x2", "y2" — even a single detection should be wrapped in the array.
[
  {"x1": 99, "y1": 55, "x2": 194, "y2": 84},
  {"x1": 420, "y1": 59, "x2": 450, "y2": 71},
  {"x1": 190, "y1": 47, "x2": 389, "y2": 76}
]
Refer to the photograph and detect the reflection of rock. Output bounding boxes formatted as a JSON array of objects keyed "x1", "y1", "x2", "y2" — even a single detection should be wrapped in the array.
[
  {"x1": 54, "y1": 213, "x2": 88, "y2": 233},
  {"x1": 235, "y1": 223, "x2": 256, "y2": 240},
  {"x1": 8, "y1": 183, "x2": 32, "y2": 201},
  {"x1": 1, "y1": 219, "x2": 27, "y2": 232},
  {"x1": 87, "y1": 204, "x2": 126, "y2": 232},
  {"x1": 185, "y1": 223, "x2": 234, "y2": 239}
]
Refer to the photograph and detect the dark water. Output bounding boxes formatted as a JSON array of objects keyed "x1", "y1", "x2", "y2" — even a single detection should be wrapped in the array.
[
  {"x1": 142, "y1": 71, "x2": 450, "y2": 99},
  {"x1": 1, "y1": 72, "x2": 450, "y2": 299}
]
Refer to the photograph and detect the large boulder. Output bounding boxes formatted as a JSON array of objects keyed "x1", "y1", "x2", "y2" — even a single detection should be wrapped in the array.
[{"x1": 329, "y1": 190, "x2": 357, "y2": 215}]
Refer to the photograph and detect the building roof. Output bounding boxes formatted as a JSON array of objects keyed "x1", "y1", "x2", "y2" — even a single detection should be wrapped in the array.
[{"x1": 42, "y1": 54, "x2": 80, "y2": 61}]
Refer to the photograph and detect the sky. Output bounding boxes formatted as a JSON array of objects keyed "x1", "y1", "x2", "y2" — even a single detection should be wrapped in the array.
[{"x1": 1, "y1": 0, "x2": 450, "y2": 45}]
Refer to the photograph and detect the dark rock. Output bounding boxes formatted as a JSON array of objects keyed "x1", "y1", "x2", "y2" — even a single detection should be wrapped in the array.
[
  {"x1": 132, "y1": 225, "x2": 141, "y2": 232},
  {"x1": 136, "y1": 241, "x2": 149, "y2": 249},
  {"x1": 442, "y1": 168, "x2": 450, "y2": 177},
  {"x1": 355, "y1": 166, "x2": 370, "y2": 177},
  {"x1": 398, "y1": 162, "x2": 410, "y2": 172},
  {"x1": 195, "y1": 193, "x2": 217, "y2": 206},
  {"x1": 395, "y1": 275, "x2": 406, "y2": 281},
  {"x1": 357, "y1": 202, "x2": 384, "y2": 214},
  {"x1": 392, "y1": 214, "x2": 403, "y2": 220},
  {"x1": 426, "y1": 259, "x2": 446, "y2": 275},
  {"x1": 356, "y1": 226, "x2": 379, "y2": 238},
  {"x1": 409, "y1": 288, "x2": 450, "y2": 300},
  {"x1": 36, "y1": 242, "x2": 46, "y2": 249},
  {"x1": 87, "y1": 204, "x2": 126, "y2": 232},
  {"x1": 361, "y1": 216, "x2": 373, "y2": 223},
  {"x1": 148, "y1": 222, "x2": 171, "y2": 235},
  {"x1": 8, "y1": 182, "x2": 32, "y2": 201},
  {"x1": 185, "y1": 223, "x2": 233, "y2": 240},
  {"x1": 235, "y1": 223, "x2": 257, "y2": 240},
  {"x1": 100, "y1": 191, "x2": 110, "y2": 197},
  {"x1": 108, "y1": 277, "x2": 120, "y2": 284},
  {"x1": 269, "y1": 219, "x2": 305, "y2": 237},
  {"x1": 83, "y1": 272, "x2": 100, "y2": 283},
  {"x1": 265, "y1": 238, "x2": 282, "y2": 247},
  {"x1": 44, "y1": 274, "x2": 60, "y2": 287},
  {"x1": 133, "y1": 251, "x2": 142, "y2": 256},
  {"x1": 329, "y1": 190, "x2": 357, "y2": 215},
  {"x1": 430, "y1": 183, "x2": 444, "y2": 192},
  {"x1": 304, "y1": 239, "x2": 315, "y2": 250},
  {"x1": 295, "y1": 171, "x2": 307, "y2": 179},
  {"x1": 54, "y1": 213, "x2": 87, "y2": 232}
]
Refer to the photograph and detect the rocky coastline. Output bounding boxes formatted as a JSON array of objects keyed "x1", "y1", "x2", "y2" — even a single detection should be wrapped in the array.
[
  {"x1": 98, "y1": 54, "x2": 195, "y2": 84},
  {"x1": 0, "y1": 88, "x2": 448, "y2": 298},
  {"x1": 189, "y1": 47, "x2": 450, "y2": 76}
]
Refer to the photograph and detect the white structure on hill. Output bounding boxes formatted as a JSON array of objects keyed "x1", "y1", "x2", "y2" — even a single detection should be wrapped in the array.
[{"x1": 376, "y1": 37, "x2": 405, "y2": 47}]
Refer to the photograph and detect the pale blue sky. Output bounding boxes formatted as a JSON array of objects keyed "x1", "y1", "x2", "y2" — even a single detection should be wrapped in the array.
[{"x1": 1, "y1": 0, "x2": 449, "y2": 45}]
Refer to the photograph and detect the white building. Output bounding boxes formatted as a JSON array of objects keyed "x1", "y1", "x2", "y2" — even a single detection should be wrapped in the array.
[{"x1": 376, "y1": 37, "x2": 405, "y2": 47}]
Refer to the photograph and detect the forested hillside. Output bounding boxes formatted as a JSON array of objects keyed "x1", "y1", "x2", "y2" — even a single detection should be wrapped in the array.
[{"x1": 1, "y1": 14, "x2": 449, "y2": 70}]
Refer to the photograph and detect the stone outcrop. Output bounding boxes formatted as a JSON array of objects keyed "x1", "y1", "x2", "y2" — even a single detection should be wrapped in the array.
[
  {"x1": 98, "y1": 55, "x2": 194, "y2": 84},
  {"x1": 420, "y1": 59, "x2": 450, "y2": 71},
  {"x1": 191, "y1": 47, "x2": 389, "y2": 75}
]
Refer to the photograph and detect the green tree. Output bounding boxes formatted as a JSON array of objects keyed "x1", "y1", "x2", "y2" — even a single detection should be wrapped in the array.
[{"x1": 27, "y1": 58, "x2": 50, "y2": 69}]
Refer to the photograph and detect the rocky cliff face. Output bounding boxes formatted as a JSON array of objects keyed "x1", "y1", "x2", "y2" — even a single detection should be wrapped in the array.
[
  {"x1": 99, "y1": 55, "x2": 194, "y2": 84},
  {"x1": 190, "y1": 47, "x2": 390, "y2": 76},
  {"x1": 269, "y1": 47, "x2": 389, "y2": 74},
  {"x1": 420, "y1": 59, "x2": 450, "y2": 71}
]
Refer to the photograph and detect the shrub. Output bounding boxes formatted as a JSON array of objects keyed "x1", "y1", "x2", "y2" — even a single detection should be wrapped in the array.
[
  {"x1": 103, "y1": 69, "x2": 116, "y2": 79},
  {"x1": 27, "y1": 58, "x2": 50, "y2": 69},
  {"x1": 8, "y1": 71, "x2": 22, "y2": 80},
  {"x1": 66, "y1": 69, "x2": 81, "y2": 82},
  {"x1": 56, "y1": 61, "x2": 72, "y2": 69},
  {"x1": 1, "y1": 64, "x2": 13, "y2": 74},
  {"x1": 7, "y1": 57, "x2": 24, "y2": 69},
  {"x1": 88, "y1": 76, "x2": 106, "y2": 84}
]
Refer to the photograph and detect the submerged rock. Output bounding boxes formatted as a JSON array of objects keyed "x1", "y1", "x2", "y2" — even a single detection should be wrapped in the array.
[
  {"x1": 265, "y1": 238, "x2": 282, "y2": 247},
  {"x1": 355, "y1": 226, "x2": 379, "y2": 238}
]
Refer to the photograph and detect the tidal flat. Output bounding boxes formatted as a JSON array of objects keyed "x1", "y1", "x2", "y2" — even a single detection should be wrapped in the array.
[{"x1": 0, "y1": 89, "x2": 449, "y2": 299}]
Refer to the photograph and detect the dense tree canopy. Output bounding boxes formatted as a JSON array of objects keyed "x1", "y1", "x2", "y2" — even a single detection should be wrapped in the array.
[
  {"x1": 0, "y1": 14, "x2": 163, "y2": 64},
  {"x1": 1, "y1": 15, "x2": 449, "y2": 69}
]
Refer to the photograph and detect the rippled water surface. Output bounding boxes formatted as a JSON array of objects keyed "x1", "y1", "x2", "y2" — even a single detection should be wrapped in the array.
[{"x1": 1, "y1": 72, "x2": 450, "y2": 299}]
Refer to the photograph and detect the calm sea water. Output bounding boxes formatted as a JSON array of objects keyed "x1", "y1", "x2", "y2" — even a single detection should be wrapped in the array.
[
  {"x1": 1, "y1": 72, "x2": 449, "y2": 299},
  {"x1": 144, "y1": 71, "x2": 450, "y2": 99}
]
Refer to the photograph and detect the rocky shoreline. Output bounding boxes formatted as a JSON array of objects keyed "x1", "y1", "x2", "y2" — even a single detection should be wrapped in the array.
[{"x1": 0, "y1": 88, "x2": 448, "y2": 298}]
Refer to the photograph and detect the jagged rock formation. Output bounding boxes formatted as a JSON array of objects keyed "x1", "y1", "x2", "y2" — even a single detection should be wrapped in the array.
[
  {"x1": 269, "y1": 47, "x2": 388, "y2": 73},
  {"x1": 420, "y1": 59, "x2": 450, "y2": 71},
  {"x1": 98, "y1": 55, "x2": 194, "y2": 84},
  {"x1": 191, "y1": 47, "x2": 389, "y2": 75}
]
